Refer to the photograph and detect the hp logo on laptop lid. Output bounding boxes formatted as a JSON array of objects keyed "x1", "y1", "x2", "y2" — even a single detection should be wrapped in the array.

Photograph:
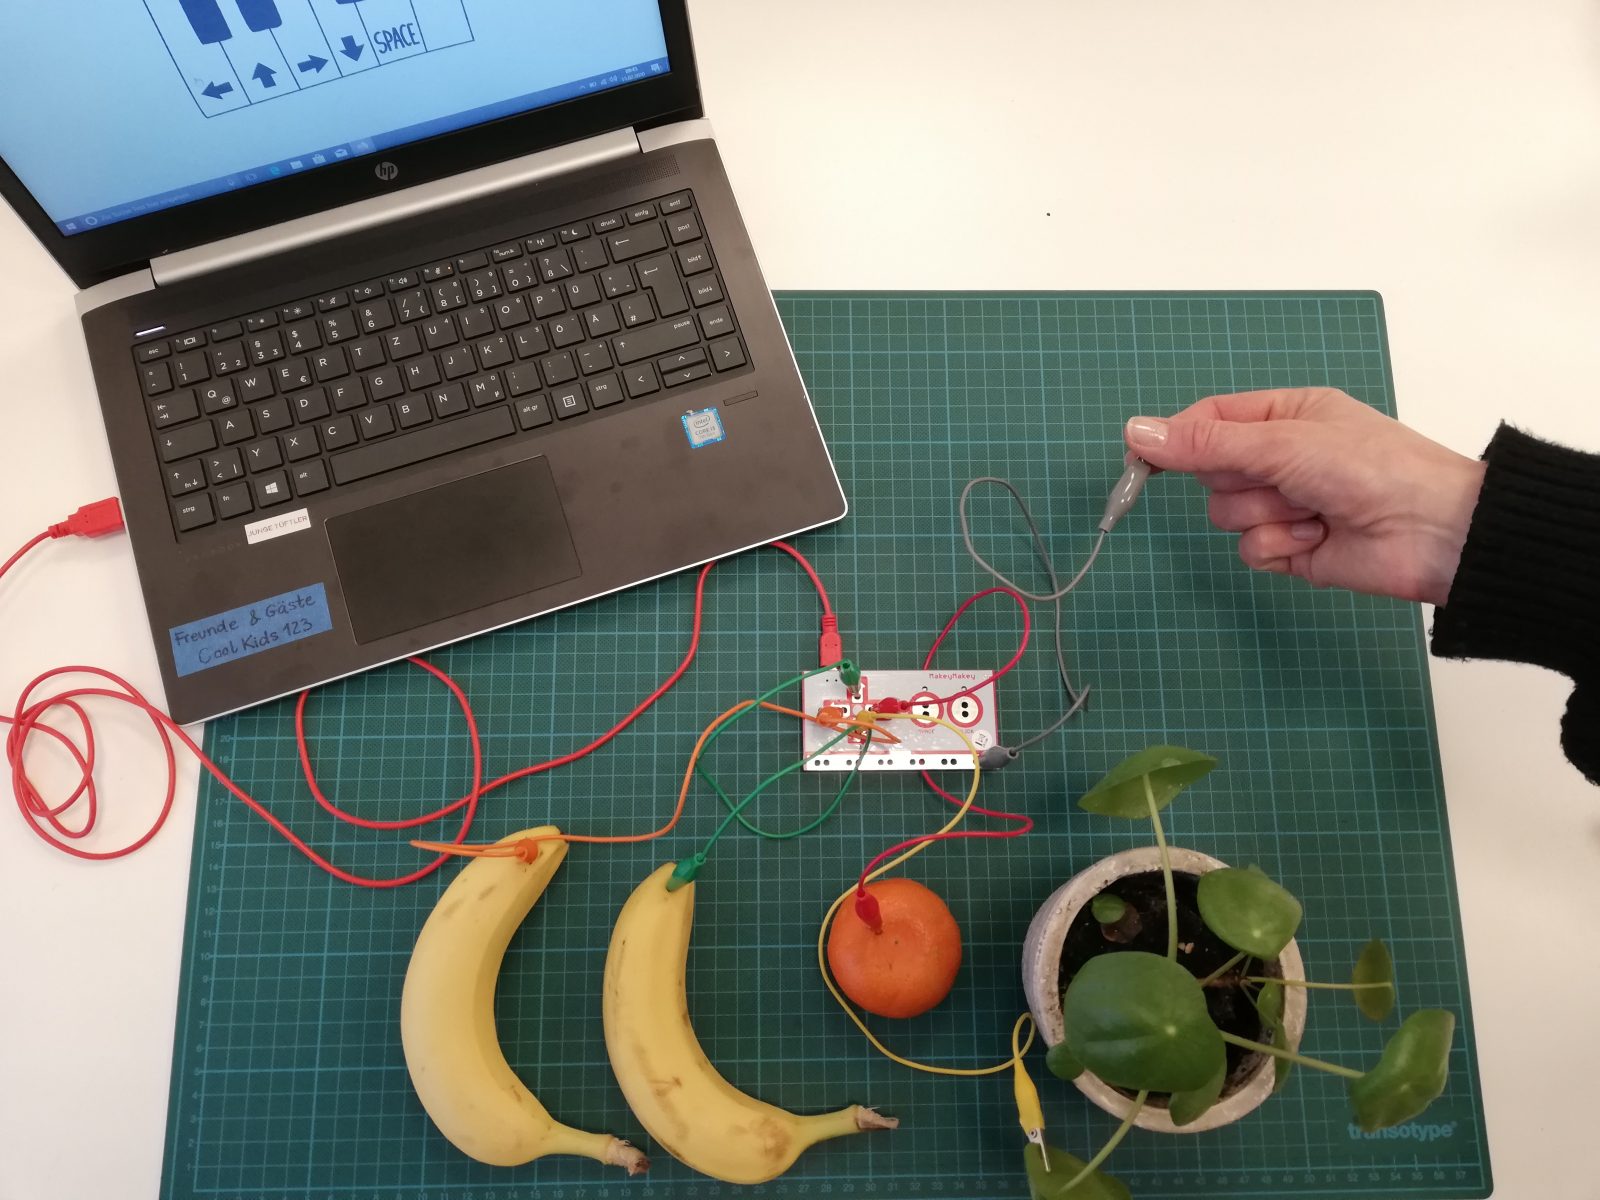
[{"x1": 375, "y1": 162, "x2": 400, "y2": 182}]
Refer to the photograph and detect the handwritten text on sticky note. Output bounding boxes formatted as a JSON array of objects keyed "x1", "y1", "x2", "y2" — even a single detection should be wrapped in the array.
[{"x1": 169, "y1": 584, "x2": 332, "y2": 677}]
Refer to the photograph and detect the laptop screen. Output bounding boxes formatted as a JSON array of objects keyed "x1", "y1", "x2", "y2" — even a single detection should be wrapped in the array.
[{"x1": 0, "y1": 1, "x2": 671, "y2": 237}]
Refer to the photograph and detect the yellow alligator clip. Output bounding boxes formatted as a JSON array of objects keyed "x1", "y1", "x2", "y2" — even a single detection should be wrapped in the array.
[
  {"x1": 1011, "y1": 1013, "x2": 1049, "y2": 1170},
  {"x1": 844, "y1": 707, "x2": 903, "y2": 744}
]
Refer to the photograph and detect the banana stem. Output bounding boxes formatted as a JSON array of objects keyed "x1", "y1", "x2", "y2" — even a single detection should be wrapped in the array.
[
  {"x1": 599, "y1": 1138, "x2": 650, "y2": 1176},
  {"x1": 543, "y1": 1126, "x2": 650, "y2": 1175},
  {"x1": 797, "y1": 1105, "x2": 899, "y2": 1149}
]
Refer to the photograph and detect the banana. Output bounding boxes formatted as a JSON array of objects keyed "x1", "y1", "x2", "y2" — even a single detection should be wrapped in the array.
[
  {"x1": 401, "y1": 826, "x2": 647, "y2": 1174},
  {"x1": 604, "y1": 862, "x2": 896, "y2": 1183}
]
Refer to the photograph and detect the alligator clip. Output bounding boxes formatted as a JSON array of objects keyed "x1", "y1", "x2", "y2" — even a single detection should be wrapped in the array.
[
  {"x1": 1012, "y1": 1017, "x2": 1049, "y2": 1170},
  {"x1": 813, "y1": 704, "x2": 901, "y2": 744},
  {"x1": 841, "y1": 708, "x2": 901, "y2": 744}
]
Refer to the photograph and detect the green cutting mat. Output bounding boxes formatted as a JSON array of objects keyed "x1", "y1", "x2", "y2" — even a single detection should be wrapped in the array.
[{"x1": 161, "y1": 293, "x2": 1490, "y2": 1200}]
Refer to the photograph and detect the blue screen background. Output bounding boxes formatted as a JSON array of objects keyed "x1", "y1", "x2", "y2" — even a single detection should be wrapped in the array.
[{"x1": 0, "y1": 0, "x2": 669, "y2": 232}]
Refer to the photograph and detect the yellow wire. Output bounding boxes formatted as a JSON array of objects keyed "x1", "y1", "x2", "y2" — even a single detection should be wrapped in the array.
[
  {"x1": 1011, "y1": 1011, "x2": 1034, "y2": 1063},
  {"x1": 815, "y1": 711, "x2": 1035, "y2": 1076},
  {"x1": 1010, "y1": 1012, "x2": 1047, "y2": 1136}
]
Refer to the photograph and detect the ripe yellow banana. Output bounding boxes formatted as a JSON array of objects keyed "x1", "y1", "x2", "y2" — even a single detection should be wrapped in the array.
[
  {"x1": 401, "y1": 827, "x2": 647, "y2": 1174},
  {"x1": 604, "y1": 862, "x2": 896, "y2": 1183}
]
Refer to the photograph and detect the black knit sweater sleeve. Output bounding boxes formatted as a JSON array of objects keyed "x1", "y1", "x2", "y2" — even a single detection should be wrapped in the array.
[{"x1": 1431, "y1": 424, "x2": 1600, "y2": 784}]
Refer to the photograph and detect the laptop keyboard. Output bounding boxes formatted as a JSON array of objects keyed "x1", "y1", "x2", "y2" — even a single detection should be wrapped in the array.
[{"x1": 132, "y1": 190, "x2": 751, "y2": 537}]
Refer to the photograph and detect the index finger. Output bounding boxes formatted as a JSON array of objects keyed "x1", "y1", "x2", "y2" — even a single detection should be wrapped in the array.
[
  {"x1": 1171, "y1": 389, "x2": 1313, "y2": 426},
  {"x1": 1123, "y1": 451, "x2": 1263, "y2": 492}
]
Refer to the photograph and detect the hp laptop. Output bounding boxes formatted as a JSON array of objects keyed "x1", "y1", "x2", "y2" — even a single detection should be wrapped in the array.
[{"x1": 0, "y1": 0, "x2": 845, "y2": 724}]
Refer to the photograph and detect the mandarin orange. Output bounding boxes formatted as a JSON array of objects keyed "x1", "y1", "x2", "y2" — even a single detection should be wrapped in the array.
[{"x1": 828, "y1": 878, "x2": 962, "y2": 1019}]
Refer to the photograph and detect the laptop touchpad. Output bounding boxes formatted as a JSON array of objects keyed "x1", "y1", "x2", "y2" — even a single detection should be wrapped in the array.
[{"x1": 327, "y1": 457, "x2": 581, "y2": 644}]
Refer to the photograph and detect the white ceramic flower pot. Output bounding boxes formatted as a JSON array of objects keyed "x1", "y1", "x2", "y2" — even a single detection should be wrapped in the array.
[{"x1": 1021, "y1": 845, "x2": 1307, "y2": 1134}]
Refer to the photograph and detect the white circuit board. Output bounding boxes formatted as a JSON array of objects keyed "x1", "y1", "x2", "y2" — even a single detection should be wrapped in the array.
[{"x1": 799, "y1": 667, "x2": 1000, "y2": 772}]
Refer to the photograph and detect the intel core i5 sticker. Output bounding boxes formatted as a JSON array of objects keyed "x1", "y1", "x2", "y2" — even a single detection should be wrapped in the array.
[
  {"x1": 169, "y1": 584, "x2": 332, "y2": 677},
  {"x1": 682, "y1": 408, "x2": 725, "y2": 448}
]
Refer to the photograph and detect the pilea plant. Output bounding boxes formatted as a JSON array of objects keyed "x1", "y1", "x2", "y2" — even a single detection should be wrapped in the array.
[{"x1": 1023, "y1": 746, "x2": 1456, "y2": 1199}]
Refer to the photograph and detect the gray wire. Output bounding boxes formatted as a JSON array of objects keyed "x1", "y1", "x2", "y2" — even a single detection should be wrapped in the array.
[
  {"x1": 956, "y1": 476, "x2": 1109, "y2": 752},
  {"x1": 960, "y1": 477, "x2": 1108, "y2": 604},
  {"x1": 1015, "y1": 599, "x2": 1095, "y2": 751}
]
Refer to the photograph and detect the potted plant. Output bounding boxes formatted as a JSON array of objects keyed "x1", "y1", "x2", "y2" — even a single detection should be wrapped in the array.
[{"x1": 1016, "y1": 747, "x2": 1455, "y2": 1198}]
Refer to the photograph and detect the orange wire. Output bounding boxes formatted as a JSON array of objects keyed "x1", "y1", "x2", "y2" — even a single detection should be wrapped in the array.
[
  {"x1": 411, "y1": 699, "x2": 890, "y2": 861},
  {"x1": 759, "y1": 701, "x2": 901, "y2": 744},
  {"x1": 412, "y1": 698, "x2": 754, "y2": 861}
]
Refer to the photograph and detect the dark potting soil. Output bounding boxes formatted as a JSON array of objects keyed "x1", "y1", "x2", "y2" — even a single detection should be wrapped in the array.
[{"x1": 1058, "y1": 870, "x2": 1281, "y2": 1106}]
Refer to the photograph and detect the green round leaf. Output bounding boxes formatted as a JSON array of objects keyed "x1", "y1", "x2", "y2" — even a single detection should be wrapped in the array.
[
  {"x1": 1168, "y1": 1052, "x2": 1226, "y2": 1127},
  {"x1": 1091, "y1": 893, "x2": 1129, "y2": 925},
  {"x1": 1045, "y1": 1040, "x2": 1085, "y2": 1082},
  {"x1": 1348, "y1": 1010, "x2": 1455, "y2": 1131},
  {"x1": 1252, "y1": 981, "x2": 1293, "y2": 1093},
  {"x1": 1077, "y1": 746, "x2": 1219, "y2": 819},
  {"x1": 1352, "y1": 938, "x2": 1397, "y2": 1022},
  {"x1": 1196, "y1": 867, "x2": 1303, "y2": 959},
  {"x1": 1062, "y1": 951, "x2": 1226, "y2": 1093},
  {"x1": 1024, "y1": 1142, "x2": 1132, "y2": 1200}
]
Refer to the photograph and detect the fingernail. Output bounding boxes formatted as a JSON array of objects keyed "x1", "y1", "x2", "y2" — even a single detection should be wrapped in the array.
[
  {"x1": 1126, "y1": 416, "x2": 1169, "y2": 448},
  {"x1": 1291, "y1": 520, "x2": 1325, "y2": 541}
]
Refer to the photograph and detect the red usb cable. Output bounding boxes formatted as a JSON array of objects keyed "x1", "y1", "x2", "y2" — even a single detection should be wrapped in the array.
[{"x1": 4, "y1": 506, "x2": 842, "y2": 886}]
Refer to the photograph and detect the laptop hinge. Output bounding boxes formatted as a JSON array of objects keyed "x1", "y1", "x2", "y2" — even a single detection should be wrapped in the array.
[{"x1": 152, "y1": 128, "x2": 641, "y2": 287}]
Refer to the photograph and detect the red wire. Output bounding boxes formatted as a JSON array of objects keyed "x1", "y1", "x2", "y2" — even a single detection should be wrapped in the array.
[
  {"x1": 8, "y1": 516, "x2": 1039, "y2": 903},
  {"x1": 3, "y1": 532, "x2": 834, "y2": 886},
  {"x1": 1, "y1": 531, "x2": 51, "y2": 582},
  {"x1": 852, "y1": 774, "x2": 1036, "y2": 895},
  {"x1": 853, "y1": 586, "x2": 1040, "y2": 895},
  {"x1": 856, "y1": 828, "x2": 1034, "y2": 895},
  {"x1": 6, "y1": 660, "x2": 482, "y2": 885},
  {"x1": 769, "y1": 540, "x2": 835, "y2": 620},
  {"x1": 920, "y1": 586, "x2": 1030, "y2": 703},
  {"x1": 918, "y1": 769, "x2": 1034, "y2": 826},
  {"x1": 296, "y1": 561, "x2": 717, "y2": 828}
]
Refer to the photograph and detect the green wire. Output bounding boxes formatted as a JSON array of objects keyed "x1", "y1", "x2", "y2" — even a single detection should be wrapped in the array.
[
  {"x1": 666, "y1": 661, "x2": 875, "y2": 888},
  {"x1": 689, "y1": 663, "x2": 833, "y2": 837},
  {"x1": 695, "y1": 662, "x2": 834, "y2": 757},
  {"x1": 700, "y1": 722, "x2": 871, "y2": 840},
  {"x1": 699, "y1": 728, "x2": 872, "y2": 859},
  {"x1": 695, "y1": 661, "x2": 873, "y2": 841},
  {"x1": 705, "y1": 758, "x2": 861, "y2": 841}
]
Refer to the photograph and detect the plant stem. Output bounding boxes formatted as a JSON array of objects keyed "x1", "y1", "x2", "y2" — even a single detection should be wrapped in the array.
[
  {"x1": 1197, "y1": 950, "x2": 1246, "y2": 987},
  {"x1": 1050, "y1": 1090, "x2": 1147, "y2": 1190},
  {"x1": 1142, "y1": 774, "x2": 1177, "y2": 961},
  {"x1": 1218, "y1": 1031, "x2": 1363, "y2": 1080},
  {"x1": 1242, "y1": 978, "x2": 1391, "y2": 991}
]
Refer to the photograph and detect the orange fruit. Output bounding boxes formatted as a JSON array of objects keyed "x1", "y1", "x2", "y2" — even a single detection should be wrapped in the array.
[{"x1": 828, "y1": 878, "x2": 962, "y2": 1018}]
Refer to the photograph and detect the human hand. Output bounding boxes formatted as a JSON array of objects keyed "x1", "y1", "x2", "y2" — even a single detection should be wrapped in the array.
[{"x1": 1123, "y1": 388, "x2": 1486, "y2": 605}]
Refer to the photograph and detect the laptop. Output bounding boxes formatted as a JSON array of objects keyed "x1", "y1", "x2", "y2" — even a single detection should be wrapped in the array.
[{"x1": 0, "y1": 0, "x2": 846, "y2": 724}]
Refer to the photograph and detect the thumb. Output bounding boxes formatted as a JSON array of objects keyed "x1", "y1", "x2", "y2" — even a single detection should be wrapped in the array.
[{"x1": 1124, "y1": 415, "x2": 1289, "y2": 477}]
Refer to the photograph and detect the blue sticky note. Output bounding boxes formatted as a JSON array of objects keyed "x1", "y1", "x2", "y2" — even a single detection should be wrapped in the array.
[{"x1": 169, "y1": 583, "x2": 332, "y2": 677}]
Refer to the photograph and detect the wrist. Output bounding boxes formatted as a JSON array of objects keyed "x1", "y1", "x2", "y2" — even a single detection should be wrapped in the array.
[{"x1": 1420, "y1": 455, "x2": 1486, "y2": 607}]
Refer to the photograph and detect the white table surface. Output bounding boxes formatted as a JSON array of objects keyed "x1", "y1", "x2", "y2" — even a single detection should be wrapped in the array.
[{"x1": 3, "y1": 2, "x2": 1596, "y2": 1197}]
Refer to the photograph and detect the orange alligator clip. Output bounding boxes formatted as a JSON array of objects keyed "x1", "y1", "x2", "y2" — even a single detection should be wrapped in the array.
[{"x1": 813, "y1": 703, "x2": 902, "y2": 744}]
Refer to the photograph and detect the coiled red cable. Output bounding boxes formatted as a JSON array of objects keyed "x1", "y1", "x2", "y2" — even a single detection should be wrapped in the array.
[{"x1": 4, "y1": 520, "x2": 834, "y2": 887}]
